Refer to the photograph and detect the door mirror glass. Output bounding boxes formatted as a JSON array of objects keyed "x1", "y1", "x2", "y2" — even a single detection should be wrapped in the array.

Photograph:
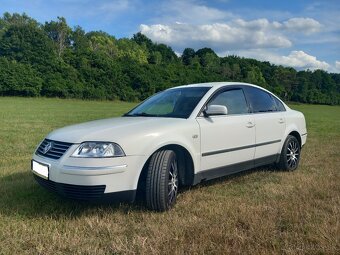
[{"x1": 205, "y1": 105, "x2": 228, "y2": 116}]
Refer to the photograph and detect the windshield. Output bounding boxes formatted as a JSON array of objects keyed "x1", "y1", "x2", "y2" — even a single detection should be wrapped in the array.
[{"x1": 124, "y1": 87, "x2": 211, "y2": 118}]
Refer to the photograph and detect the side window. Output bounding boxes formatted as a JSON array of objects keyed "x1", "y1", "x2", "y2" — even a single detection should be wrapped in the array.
[
  {"x1": 208, "y1": 89, "x2": 249, "y2": 115},
  {"x1": 272, "y1": 96, "x2": 286, "y2": 111},
  {"x1": 244, "y1": 87, "x2": 277, "y2": 113}
]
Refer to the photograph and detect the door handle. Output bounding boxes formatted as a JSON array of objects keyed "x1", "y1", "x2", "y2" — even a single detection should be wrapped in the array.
[
  {"x1": 246, "y1": 121, "x2": 255, "y2": 128},
  {"x1": 278, "y1": 118, "x2": 285, "y2": 124}
]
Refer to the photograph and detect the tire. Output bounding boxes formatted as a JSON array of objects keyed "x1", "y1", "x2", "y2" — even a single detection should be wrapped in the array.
[
  {"x1": 146, "y1": 150, "x2": 179, "y2": 211},
  {"x1": 277, "y1": 135, "x2": 301, "y2": 171}
]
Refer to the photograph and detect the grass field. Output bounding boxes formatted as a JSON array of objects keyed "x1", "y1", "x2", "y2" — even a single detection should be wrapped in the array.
[{"x1": 0, "y1": 97, "x2": 339, "y2": 255}]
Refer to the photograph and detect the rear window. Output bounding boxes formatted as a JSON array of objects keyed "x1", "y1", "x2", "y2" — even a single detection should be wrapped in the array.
[
  {"x1": 244, "y1": 87, "x2": 277, "y2": 113},
  {"x1": 272, "y1": 96, "x2": 286, "y2": 111}
]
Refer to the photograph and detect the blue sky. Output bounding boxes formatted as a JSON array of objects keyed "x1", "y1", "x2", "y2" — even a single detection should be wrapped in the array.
[{"x1": 1, "y1": 0, "x2": 339, "y2": 72}]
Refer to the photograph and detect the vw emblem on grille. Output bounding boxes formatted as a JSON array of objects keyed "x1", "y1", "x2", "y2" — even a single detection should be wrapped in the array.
[{"x1": 43, "y1": 142, "x2": 53, "y2": 154}]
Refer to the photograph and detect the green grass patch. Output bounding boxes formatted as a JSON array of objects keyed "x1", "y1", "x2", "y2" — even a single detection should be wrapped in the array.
[{"x1": 0, "y1": 97, "x2": 339, "y2": 254}]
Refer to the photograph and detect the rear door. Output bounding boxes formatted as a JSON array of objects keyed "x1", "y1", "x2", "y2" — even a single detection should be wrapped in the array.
[
  {"x1": 243, "y1": 86, "x2": 286, "y2": 165},
  {"x1": 197, "y1": 87, "x2": 255, "y2": 176}
]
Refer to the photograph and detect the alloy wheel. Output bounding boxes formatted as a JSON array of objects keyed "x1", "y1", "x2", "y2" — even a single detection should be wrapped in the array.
[
  {"x1": 168, "y1": 159, "x2": 179, "y2": 206},
  {"x1": 286, "y1": 140, "x2": 300, "y2": 169}
]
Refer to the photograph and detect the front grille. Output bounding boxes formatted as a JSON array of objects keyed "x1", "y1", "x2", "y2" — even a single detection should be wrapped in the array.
[
  {"x1": 36, "y1": 139, "x2": 73, "y2": 160},
  {"x1": 34, "y1": 175, "x2": 106, "y2": 200}
]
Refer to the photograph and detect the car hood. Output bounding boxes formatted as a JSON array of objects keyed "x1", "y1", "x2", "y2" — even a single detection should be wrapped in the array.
[{"x1": 47, "y1": 117, "x2": 187, "y2": 144}]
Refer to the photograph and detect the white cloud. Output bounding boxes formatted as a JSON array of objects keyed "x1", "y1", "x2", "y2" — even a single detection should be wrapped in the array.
[
  {"x1": 140, "y1": 16, "x2": 324, "y2": 52},
  {"x1": 230, "y1": 17, "x2": 322, "y2": 34},
  {"x1": 283, "y1": 18, "x2": 322, "y2": 34},
  {"x1": 137, "y1": 1, "x2": 331, "y2": 73},
  {"x1": 279, "y1": 51, "x2": 329, "y2": 70},
  {"x1": 229, "y1": 50, "x2": 330, "y2": 71},
  {"x1": 140, "y1": 20, "x2": 292, "y2": 51}
]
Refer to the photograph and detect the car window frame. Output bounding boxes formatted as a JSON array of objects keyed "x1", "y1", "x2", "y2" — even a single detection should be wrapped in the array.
[
  {"x1": 197, "y1": 85, "x2": 251, "y2": 117},
  {"x1": 243, "y1": 86, "x2": 280, "y2": 114}
]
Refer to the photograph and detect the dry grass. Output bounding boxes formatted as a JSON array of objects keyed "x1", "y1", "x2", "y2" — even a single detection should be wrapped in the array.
[{"x1": 0, "y1": 98, "x2": 339, "y2": 254}]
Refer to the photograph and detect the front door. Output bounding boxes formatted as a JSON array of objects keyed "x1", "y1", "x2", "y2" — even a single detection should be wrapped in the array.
[{"x1": 196, "y1": 88, "x2": 255, "y2": 177}]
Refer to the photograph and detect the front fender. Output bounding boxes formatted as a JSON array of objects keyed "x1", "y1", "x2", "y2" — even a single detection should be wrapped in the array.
[{"x1": 126, "y1": 124, "x2": 201, "y2": 189}]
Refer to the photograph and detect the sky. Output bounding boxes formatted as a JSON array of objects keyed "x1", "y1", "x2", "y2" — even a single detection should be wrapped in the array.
[{"x1": 1, "y1": 0, "x2": 339, "y2": 73}]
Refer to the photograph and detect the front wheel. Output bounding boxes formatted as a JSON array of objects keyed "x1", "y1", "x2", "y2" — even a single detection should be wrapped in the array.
[
  {"x1": 277, "y1": 135, "x2": 301, "y2": 171},
  {"x1": 146, "y1": 150, "x2": 179, "y2": 211}
]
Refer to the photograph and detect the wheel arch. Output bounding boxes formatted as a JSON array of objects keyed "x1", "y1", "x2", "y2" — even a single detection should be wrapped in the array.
[
  {"x1": 288, "y1": 130, "x2": 302, "y2": 147},
  {"x1": 276, "y1": 128, "x2": 302, "y2": 163},
  {"x1": 136, "y1": 144, "x2": 196, "y2": 195}
]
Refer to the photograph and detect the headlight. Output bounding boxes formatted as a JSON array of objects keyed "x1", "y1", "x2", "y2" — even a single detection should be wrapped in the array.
[{"x1": 71, "y1": 142, "x2": 125, "y2": 158}]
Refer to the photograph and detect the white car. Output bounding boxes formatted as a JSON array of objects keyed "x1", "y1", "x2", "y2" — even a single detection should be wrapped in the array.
[{"x1": 32, "y1": 82, "x2": 307, "y2": 211}]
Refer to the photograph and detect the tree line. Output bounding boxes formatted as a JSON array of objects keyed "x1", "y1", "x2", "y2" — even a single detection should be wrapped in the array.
[{"x1": 0, "y1": 13, "x2": 339, "y2": 104}]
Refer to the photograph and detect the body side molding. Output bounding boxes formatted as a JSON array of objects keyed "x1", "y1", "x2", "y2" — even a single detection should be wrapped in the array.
[{"x1": 202, "y1": 140, "x2": 281, "y2": 157}]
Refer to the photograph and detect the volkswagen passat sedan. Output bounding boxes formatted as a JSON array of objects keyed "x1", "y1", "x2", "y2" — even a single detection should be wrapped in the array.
[{"x1": 32, "y1": 82, "x2": 307, "y2": 211}]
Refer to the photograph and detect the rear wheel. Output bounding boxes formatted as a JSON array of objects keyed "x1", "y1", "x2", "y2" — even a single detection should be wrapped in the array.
[
  {"x1": 146, "y1": 150, "x2": 179, "y2": 211},
  {"x1": 278, "y1": 135, "x2": 301, "y2": 171}
]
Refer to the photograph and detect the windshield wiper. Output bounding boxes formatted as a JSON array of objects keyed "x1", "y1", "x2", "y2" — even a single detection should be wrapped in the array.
[{"x1": 125, "y1": 112, "x2": 158, "y2": 117}]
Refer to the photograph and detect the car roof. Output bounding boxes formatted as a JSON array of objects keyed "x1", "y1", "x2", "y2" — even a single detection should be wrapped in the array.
[
  {"x1": 169, "y1": 82, "x2": 289, "y2": 108},
  {"x1": 171, "y1": 82, "x2": 261, "y2": 90}
]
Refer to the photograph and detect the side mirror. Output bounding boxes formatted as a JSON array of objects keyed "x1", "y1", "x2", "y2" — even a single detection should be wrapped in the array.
[{"x1": 204, "y1": 105, "x2": 228, "y2": 116}]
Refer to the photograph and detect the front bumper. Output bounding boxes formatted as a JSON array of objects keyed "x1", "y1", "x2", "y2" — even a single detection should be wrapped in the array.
[
  {"x1": 33, "y1": 175, "x2": 136, "y2": 202},
  {"x1": 31, "y1": 148, "x2": 146, "y2": 202}
]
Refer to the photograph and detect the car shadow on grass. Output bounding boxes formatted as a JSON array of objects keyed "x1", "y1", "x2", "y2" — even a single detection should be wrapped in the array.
[
  {"x1": 0, "y1": 165, "x2": 280, "y2": 218},
  {"x1": 0, "y1": 171, "x2": 147, "y2": 219},
  {"x1": 179, "y1": 164, "x2": 280, "y2": 194}
]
